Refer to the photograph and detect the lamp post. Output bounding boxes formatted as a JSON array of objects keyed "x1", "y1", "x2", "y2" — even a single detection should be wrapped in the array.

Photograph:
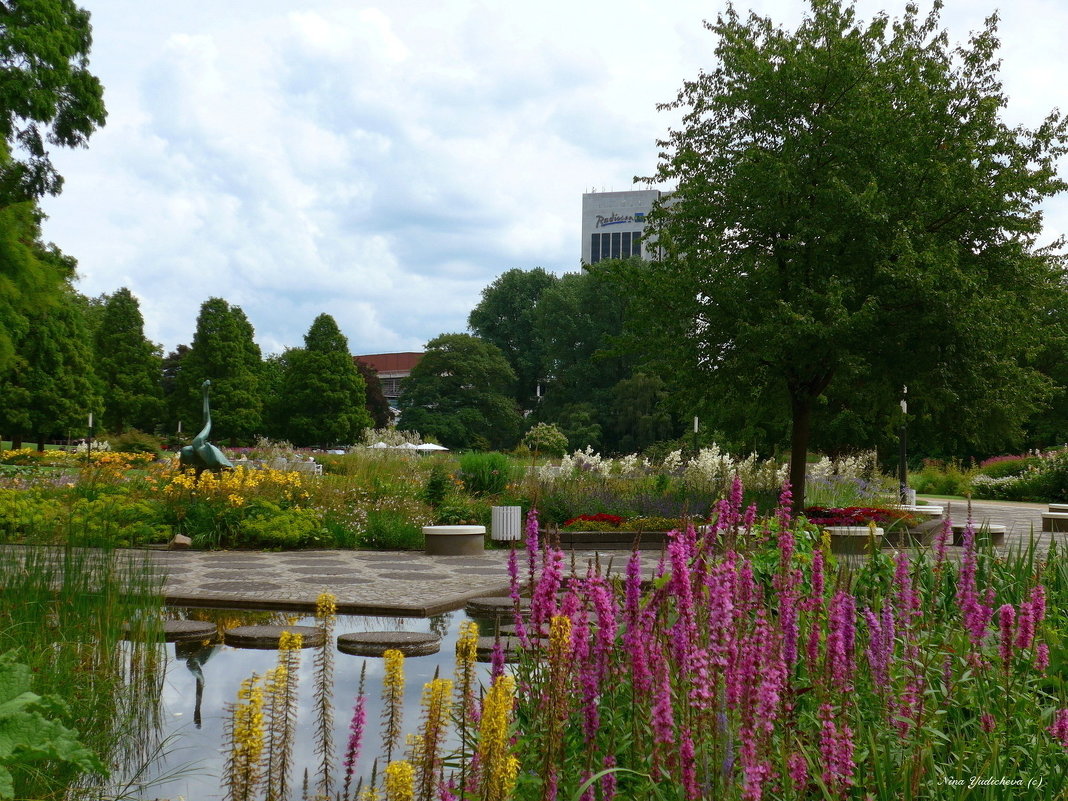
[
  {"x1": 87, "y1": 412, "x2": 94, "y2": 467},
  {"x1": 898, "y1": 386, "x2": 908, "y2": 504},
  {"x1": 693, "y1": 416, "x2": 700, "y2": 457}
]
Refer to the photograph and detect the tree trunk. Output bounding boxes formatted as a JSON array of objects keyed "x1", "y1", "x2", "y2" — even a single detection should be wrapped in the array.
[
  {"x1": 35, "y1": 435, "x2": 44, "y2": 453},
  {"x1": 11, "y1": 435, "x2": 22, "y2": 450},
  {"x1": 788, "y1": 392, "x2": 814, "y2": 516}
]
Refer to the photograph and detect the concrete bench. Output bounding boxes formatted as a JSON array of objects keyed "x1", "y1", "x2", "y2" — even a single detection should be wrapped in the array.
[
  {"x1": 893, "y1": 504, "x2": 944, "y2": 518},
  {"x1": 951, "y1": 523, "x2": 1006, "y2": 547},
  {"x1": 1043, "y1": 512, "x2": 1068, "y2": 533},
  {"x1": 825, "y1": 526, "x2": 886, "y2": 555},
  {"x1": 423, "y1": 525, "x2": 486, "y2": 556},
  {"x1": 1048, "y1": 503, "x2": 1068, "y2": 513}
]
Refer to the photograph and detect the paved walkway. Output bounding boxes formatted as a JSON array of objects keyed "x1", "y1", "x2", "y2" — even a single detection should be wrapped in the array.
[{"x1": 117, "y1": 498, "x2": 1063, "y2": 616}]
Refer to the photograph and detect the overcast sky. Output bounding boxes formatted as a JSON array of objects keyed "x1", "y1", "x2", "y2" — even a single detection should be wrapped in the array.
[{"x1": 38, "y1": 0, "x2": 1068, "y2": 358}]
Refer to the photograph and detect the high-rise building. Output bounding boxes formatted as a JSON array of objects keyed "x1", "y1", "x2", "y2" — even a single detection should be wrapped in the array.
[{"x1": 581, "y1": 189, "x2": 663, "y2": 264}]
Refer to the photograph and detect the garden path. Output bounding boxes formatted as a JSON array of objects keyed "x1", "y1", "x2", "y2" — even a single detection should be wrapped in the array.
[
  {"x1": 143, "y1": 546, "x2": 664, "y2": 616},
  {"x1": 922, "y1": 496, "x2": 1064, "y2": 551}
]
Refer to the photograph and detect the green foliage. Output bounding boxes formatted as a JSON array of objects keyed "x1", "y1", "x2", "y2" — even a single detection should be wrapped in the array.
[
  {"x1": 397, "y1": 333, "x2": 521, "y2": 450},
  {"x1": 522, "y1": 422, "x2": 568, "y2": 458},
  {"x1": 238, "y1": 504, "x2": 327, "y2": 548},
  {"x1": 458, "y1": 451, "x2": 513, "y2": 496},
  {"x1": 468, "y1": 267, "x2": 559, "y2": 411},
  {"x1": 0, "y1": 286, "x2": 101, "y2": 444},
  {"x1": 0, "y1": 651, "x2": 104, "y2": 798},
  {"x1": 93, "y1": 288, "x2": 163, "y2": 434},
  {"x1": 278, "y1": 315, "x2": 371, "y2": 446},
  {"x1": 175, "y1": 298, "x2": 263, "y2": 443},
  {"x1": 976, "y1": 457, "x2": 1041, "y2": 479},
  {"x1": 355, "y1": 359, "x2": 393, "y2": 430},
  {"x1": 360, "y1": 510, "x2": 423, "y2": 550},
  {"x1": 623, "y1": 0, "x2": 1068, "y2": 506},
  {"x1": 105, "y1": 428, "x2": 163, "y2": 456},
  {"x1": 421, "y1": 462, "x2": 452, "y2": 507},
  {"x1": 909, "y1": 460, "x2": 974, "y2": 497}
]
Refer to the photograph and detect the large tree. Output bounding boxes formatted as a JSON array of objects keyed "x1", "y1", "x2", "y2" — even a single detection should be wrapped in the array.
[
  {"x1": 175, "y1": 298, "x2": 263, "y2": 443},
  {"x1": 278, "y1": 314, "x2": 371, "y2": 447},
  {"x1": 93, "y1": 287, "x2": 162, "y2": 434},
  {"x1": 627, "y1": 0, "x2": 1067, "y2": 507},
  {"x1": 355, "y1": 358, "x2": 393, "y2": 430},
  {"x1": 468, "y1": 267, "x2": 559, "y2": 411},
  {"x1": 0, "y1": 286, "x2": 100, "y2": 449},
  {"x1": 397, "y1": 333, "x2": 521, "y2": 450},
  {"x1": 0, "y1": 0, "x2": 106, "y2": 203}
]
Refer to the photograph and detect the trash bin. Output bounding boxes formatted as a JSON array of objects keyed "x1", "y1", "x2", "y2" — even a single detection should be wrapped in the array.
[{"x1": 491, "y1": 506, "x2": 522, "y2": 541}]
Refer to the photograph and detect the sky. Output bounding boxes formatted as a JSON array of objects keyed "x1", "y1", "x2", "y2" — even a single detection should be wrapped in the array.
[{"x1": 37, "y1": 0, "x2": 1068, "y2": 358}]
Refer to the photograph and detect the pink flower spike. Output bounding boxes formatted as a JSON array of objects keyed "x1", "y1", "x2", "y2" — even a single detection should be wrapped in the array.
[
  {"x1": 1049, "y1": 709, "x2": 1068, "y2": 748},
  {"x1": 998, "y1": 604, "x2": 1015, "y2": 672}
]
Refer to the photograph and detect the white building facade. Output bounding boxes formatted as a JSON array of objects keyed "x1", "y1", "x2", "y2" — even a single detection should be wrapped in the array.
[{"x1": 581, "y1": 189, "x2": 663, "y2": 264}]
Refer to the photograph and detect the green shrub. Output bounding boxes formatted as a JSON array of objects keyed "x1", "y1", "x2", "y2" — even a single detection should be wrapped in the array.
[
  {"x1": 421, "y1": 463, "x2": 452, "y2": 507},
  {"x1": 976, "y1": 456, "x2": 1041, "y2": 479},
  {"x1": 239, "y1": 505, "x2": 327, "y2": 548},
  {"x1": 105, "y1": 429, "x2": 163, "y2": 456},
  {"x1": 458, "y1": 452, "x2": 513, "y2": 496},
  {"x1": 908, "y1": 460, "x2": 973, "y2": 496},
  {"x1": 522, "y1": 423, "x2": 568, "y2": 458},
  {"x1": 360, "y1": 510, "x2": 423, "y2": 550}
]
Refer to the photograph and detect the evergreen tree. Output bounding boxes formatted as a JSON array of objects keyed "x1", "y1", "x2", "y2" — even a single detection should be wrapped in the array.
[
  {"x1": 93, "y1": 287, "x2": 162, "y2": 433},
  {"x1": 279, "y1": 315, "x2": 371, "y2": 446},
  {"x1": 175, "y1": 298, "x2": 263, "y2": 443},
  {"x1": 0, "y1": 286, "x2": 101, "y2": 449}
]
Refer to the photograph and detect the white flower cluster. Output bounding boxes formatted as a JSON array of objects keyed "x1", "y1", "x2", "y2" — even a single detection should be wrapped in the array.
[
  {"x1": 807, "y1": 451, "x2": 877, "y2": 482},
  {"x1": 680, "y1": 445, "x2": 787, "y2": 493},
  {"x1": 361, "y1": 428, "x2": 423, "y2": 447},
  {"x1": 73, "y1": 439, "x2": 111, "y2": 453}
]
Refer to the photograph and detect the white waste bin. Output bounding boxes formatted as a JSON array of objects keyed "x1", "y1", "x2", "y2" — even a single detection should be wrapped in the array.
[{"x1": 491, "y1": 506, "x2": 522, "y2": 541}]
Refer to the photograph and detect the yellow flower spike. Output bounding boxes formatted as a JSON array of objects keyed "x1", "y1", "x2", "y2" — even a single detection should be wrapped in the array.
[
  {"x1": 476, "y1": 673, "x2": 517, "y2": 801},
  {"x1": 278, "y1": 630, "x2": 304, "y2": 651},
  {"x1": 316, "y1": 592, "x2": 337, "y2": 620},
  {"x1": 384, "y1": 760, "x2": 414, "y2": 801}
]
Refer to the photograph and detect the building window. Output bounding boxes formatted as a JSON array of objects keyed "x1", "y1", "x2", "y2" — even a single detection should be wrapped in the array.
[
  {"x1": 621, "y1": 231, "x2": 631, "y2": 257},
  {"x1": 611, "y1": 231, "x2": 621, "y2": 259},
  {"x1": 590, "y1": 233, "x2": 600, "y2": 264}
]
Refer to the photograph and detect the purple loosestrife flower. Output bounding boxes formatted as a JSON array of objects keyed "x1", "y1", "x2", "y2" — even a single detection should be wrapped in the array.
[
  {"x1": 1050, "y1": 709, "x2": 1068, "y2": 748},
  {"x1": 1014, "y1": 600, "x2": 1034, "y2": 651},
  {"x1": 956, "y1": 519, "x2": 992, "y2": 652},
  {"x1": 1030, "y1": 585, "x2": 1047, "y2": 625},
  {"x1": 894, "y1": 551, "x2": 920, "y2": 626},
  {"x1": 507, "y1": 546, "x2": 531, "y2": 648},
  {"x1": 863, "y1": 608, "x2": 891, "y2": 689},
  {"x1": 810, "y1": 547, "x2": 825, "y2": 604},
  {"x1": 490, "y1": 640, "x2": 505, "y2": 681},
  {"x1": 787, "y1": 751, "x2": 808, "y2": 791},
  {"x1": 668, "y1": 532, "x2": 698, "y2": 672},
  {"x1": 524, "y1": 508, "x2": 540, "y2": 587},
  {"x1": 680, "y1": 726, "x2": 699, "y2": 800},
  {"x1": 980, "y1": 713, "x2": 996, "y2": 733},
  {"x1": 601, "y1": 754, "x2": 617, "y2": 801},
  {"x1": 530, "y1": 546, "x2": 563, "y2": 630},
  {"x1": 819, "y1": 703, "x2": 855, "y2": 790},
  {"x1": 776, "y1": 482, "x2": 793, "y2": 530},
  {"x1": 651, "y1": 649, "x2": 676, "y2": 747},
  {"x1": 827, "y1": 591, "x2": 856, "y2": 692},
  {"x1": 742, "y1": 502, "x2": 757, "y2": 532},
  {"x1": 342, "y1": 676, "x2": 367, "y2": 797},
  {"x1": 589, "y1": 576, "x2": 618, "y2": 683},
  {"x1": 1036, "y1": 642, "x2": 1050, "y2": 673},
  {"x1": 998, "y1": 604, "x2": 1016, "y2": 672},
  {"x1": 934, "y1": 518, "x2": 951, "y2": 567}
]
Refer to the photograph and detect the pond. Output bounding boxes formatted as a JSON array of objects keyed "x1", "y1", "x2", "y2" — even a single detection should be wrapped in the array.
[{"x1": 134, "y1": 608, "x2": 498, "y2": 800}]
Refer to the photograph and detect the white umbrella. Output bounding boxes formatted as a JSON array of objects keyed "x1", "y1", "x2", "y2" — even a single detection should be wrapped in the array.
[
  {"x1": 369, "y1": 442, "x2": 390, "y2": 449},
  {"x1": 393, "y1": 442, "x2": 418, "y2": 449},
  {"x1": 415, "y1": 443, "x2": 449, "y2": 451}
]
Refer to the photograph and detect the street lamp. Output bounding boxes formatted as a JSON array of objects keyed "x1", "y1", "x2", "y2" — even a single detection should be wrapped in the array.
[
  {"x1": 898, "y1": 386, "x2": 908, "y2": 504},
  {"x1": 693, "y1": 416, "x2": 700, "y2": 457}
]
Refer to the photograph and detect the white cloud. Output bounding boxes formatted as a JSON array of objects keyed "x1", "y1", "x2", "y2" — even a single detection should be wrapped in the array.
[{"x1": 37, "y1": 0, "x2": 1068, "y2": 358}]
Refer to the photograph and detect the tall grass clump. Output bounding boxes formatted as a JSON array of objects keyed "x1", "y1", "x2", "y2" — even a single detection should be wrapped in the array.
[
  {"x1": 0, "y1": 544, "x2": 166, "y2": 799},
  {"x1": 459, "y1": 452, "x2": 514, "y2": 496}
]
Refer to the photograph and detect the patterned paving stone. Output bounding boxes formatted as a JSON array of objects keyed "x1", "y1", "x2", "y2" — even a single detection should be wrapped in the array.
[
  {"x1": 288, "y1": 566, "x2": 355, "y2": 575},
  {"x1": 376, "y1": 572, "x2": 449, "y2": 581},
  {"x1": 198, "y1": 581, "x2": 284, "y2": 592},
  {"x1": 294, "y1": 576, "x2": 364, "y2": 585}
]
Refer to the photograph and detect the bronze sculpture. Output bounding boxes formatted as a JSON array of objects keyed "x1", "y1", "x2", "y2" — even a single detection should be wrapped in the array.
[{"x1": 179, "y1": 380, "x2": 233, "y2": 476}]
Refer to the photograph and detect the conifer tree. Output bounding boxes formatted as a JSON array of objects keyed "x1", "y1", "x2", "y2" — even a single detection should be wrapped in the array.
[
  {"x1": 176, "y1": 298, "x2": 263, "y2": 443},
  {"x1": 279, "y1": 315, "x2": 371, "y2": 447},
  {"x1": 93, "y1": 288, "x2": 163, "y2": 433}
]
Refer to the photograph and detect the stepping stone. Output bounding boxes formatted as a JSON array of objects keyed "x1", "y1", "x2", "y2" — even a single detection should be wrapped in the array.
[
  {"x1": 123, "y1": 619, "x2": 217, "y2": 643},
  {"x1": 223, "y1": 625, "x2": 325, "y2": 649},
  {"x1": 475, "y1": 635, "x2": 523, "y2": 663},
  {"x1": 465, "y1": 596, "x2": 529, "y2": 617},
  {"x1": 336, "y1": 631, "x2": 441, "y2": 657}
]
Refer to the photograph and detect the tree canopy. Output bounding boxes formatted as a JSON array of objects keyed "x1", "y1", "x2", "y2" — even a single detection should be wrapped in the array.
[
  {"x1": 624, "y1": 0, "x2": 1067, "y2": 506},
  {"x1": 278, "y1": 314, "x2": 371, "y2": 447},
  {"x1": 397, "y1": 333, "x2": 521, "y2": 450},
  {"x1": 0, "y1": 0, "x2": 106, "y2": 203},
  {"x1": 468, "y1": 267, "x2": 559, "y2": 411},
  {"x1": 175, "y1": 298, "x2": 263, "y2": 443},
  {"x1": 93, "y1": 288, "x2": 162, "y2": 434}
]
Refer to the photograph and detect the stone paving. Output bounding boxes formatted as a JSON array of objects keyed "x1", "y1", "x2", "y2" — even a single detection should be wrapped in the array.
[{"x1": 146, "y1": 545, "x2": 664, "y2": 616}]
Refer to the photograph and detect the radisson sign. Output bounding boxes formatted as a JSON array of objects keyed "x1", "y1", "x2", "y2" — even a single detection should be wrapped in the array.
[{"x1": 595, "y1": 212, "x2": 646, "y2": 228}]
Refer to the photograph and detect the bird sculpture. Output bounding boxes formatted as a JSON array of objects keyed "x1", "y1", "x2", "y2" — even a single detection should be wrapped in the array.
[{"x1": 180, "y1": 380, "x2": 233, "y2": 477}]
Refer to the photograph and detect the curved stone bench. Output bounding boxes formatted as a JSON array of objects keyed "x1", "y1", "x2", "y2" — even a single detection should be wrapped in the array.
[
  {"x1": 423, "y1": 525, "x2": 485, "y2": 556},
  {"x1": 824, "y1": 526, "x2": 885, "y2": 555}
]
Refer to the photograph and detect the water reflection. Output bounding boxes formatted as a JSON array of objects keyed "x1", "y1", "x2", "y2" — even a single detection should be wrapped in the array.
[{"x1": 140, "y1": 609, "x2": 493, "y2": 800}]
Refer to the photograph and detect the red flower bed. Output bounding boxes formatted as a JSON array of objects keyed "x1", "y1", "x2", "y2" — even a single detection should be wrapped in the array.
[
  {"x1": 803, "y1": 506, "x2": 911, "y2": 527},
  {"x1": 562, "y1": 513, "x2": 626, "y2": 528}
]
